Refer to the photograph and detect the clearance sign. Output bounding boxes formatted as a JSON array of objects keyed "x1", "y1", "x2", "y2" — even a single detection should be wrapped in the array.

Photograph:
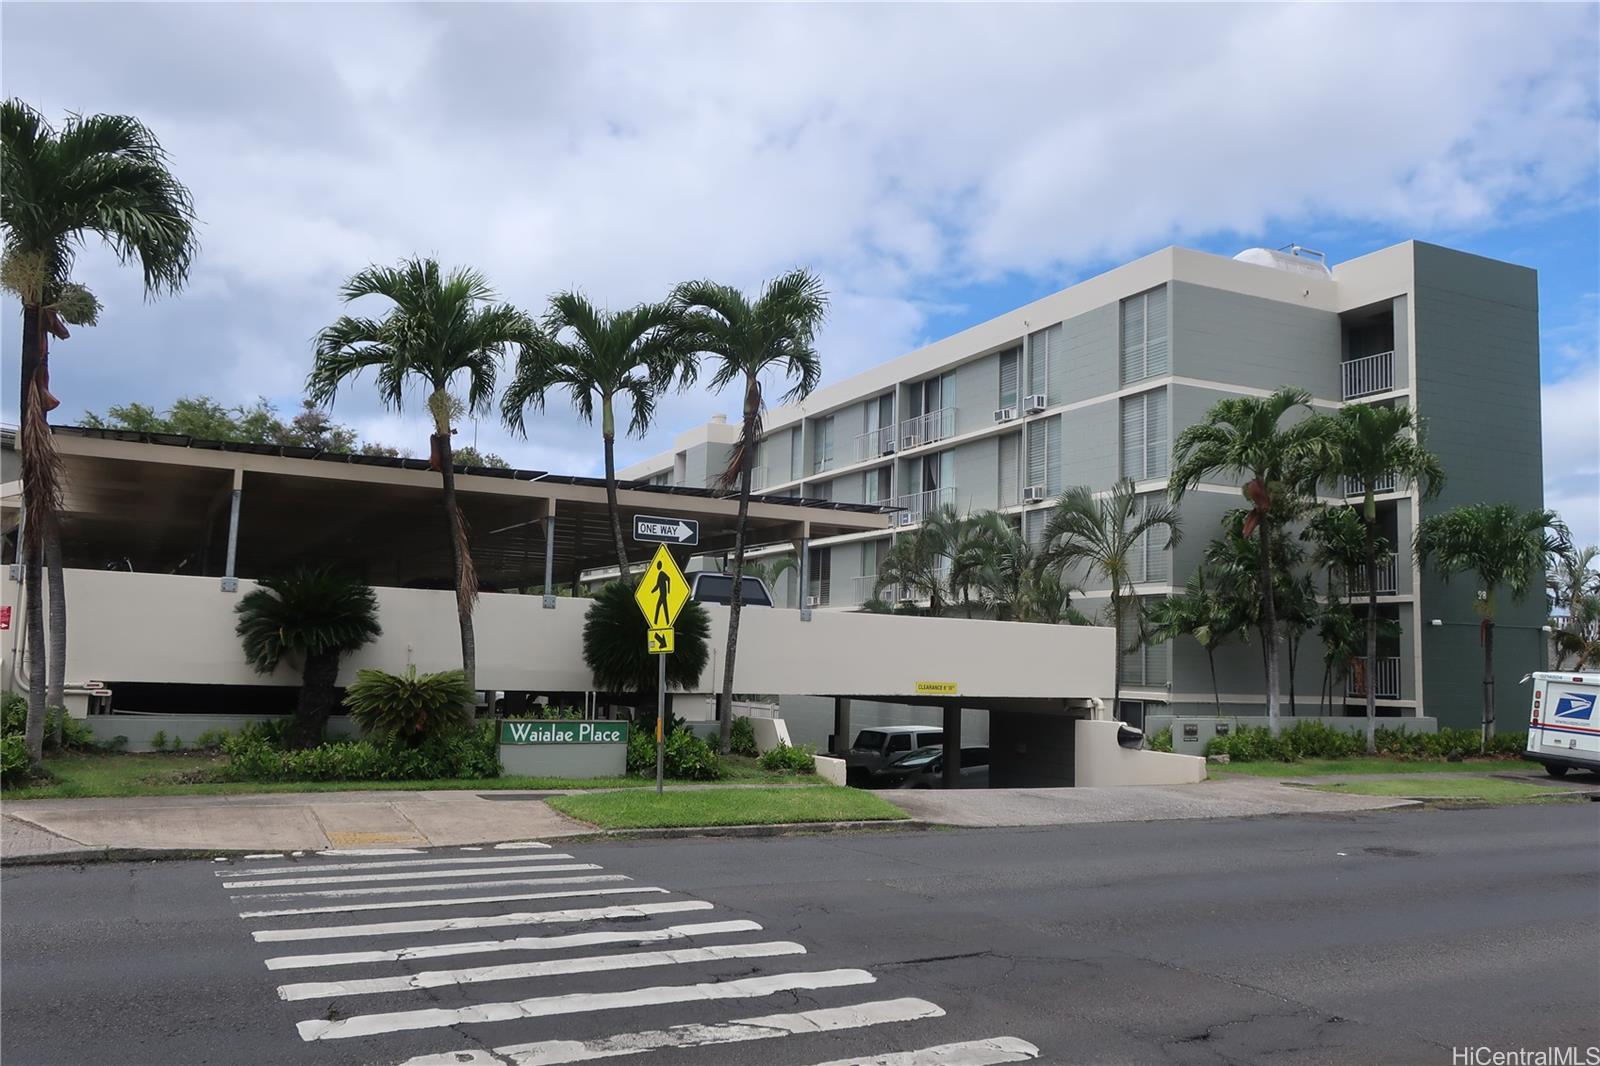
[
  {"x1": 499, "y1": 721, "x2": 629, "y2": 745},
  {"x1": 915, "y1": 681, "x2": 959, "y2": 695}
]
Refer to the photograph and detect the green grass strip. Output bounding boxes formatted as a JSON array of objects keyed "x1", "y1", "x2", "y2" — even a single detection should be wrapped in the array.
[{"x1": 548, "y1": 786, "x2": 909, "y2": 829}]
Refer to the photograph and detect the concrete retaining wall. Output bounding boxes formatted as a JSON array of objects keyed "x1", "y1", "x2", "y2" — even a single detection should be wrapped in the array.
[
  {"x1": 82, "y1": 714, "x2": 361, "y2": 753},
  {"x1": 1147, "y1": 714, "x2": 1438, "y2": 757},
  {"x1": 1075, "y1": 720, "x2": 1207, "y2": 786}
]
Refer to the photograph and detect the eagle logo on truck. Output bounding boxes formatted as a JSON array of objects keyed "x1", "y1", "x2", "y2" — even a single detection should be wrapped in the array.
[{"x1": 1552, "y1": 693, "x2": 1596, "y2": 721}]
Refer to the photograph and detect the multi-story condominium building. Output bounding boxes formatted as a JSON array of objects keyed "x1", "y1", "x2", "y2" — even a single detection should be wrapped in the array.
[{"x1": 621, "y1": 241, "x2": 1545, "y2": 732}]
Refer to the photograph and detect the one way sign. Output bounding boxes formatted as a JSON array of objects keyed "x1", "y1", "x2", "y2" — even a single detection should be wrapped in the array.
[{"x1": 633, "y1": 514, "x2": 699, "y2": 546}]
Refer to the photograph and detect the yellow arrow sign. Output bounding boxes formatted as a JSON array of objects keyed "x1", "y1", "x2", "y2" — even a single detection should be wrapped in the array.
[
  {"x1": 634, "y1": 544, "x2": 690, "y2": 630},
  {"x1": 647, "y1": 627, "x2": 675, "y2": 655}
]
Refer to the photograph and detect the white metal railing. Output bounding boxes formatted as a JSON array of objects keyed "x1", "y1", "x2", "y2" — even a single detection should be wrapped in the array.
[
  {"x1": 807, "y1": 576, "x2": 831, "y2": 607},
  {"x1": 898, "y1": 407, "x2": 956, "y2": 450},
  {"x1": 1341, "y1": 351, "x2": 1395, "y2": 400},
  {"x1": 747, "y1": 466, "x2": 769, "y2": 491},
  {"x1": 895, "y1": 486, "x2": 956, "y2": 523},
  {"x1": 1347, "y1": 555, "x2": 1399, "y2": 595},
  {"x1": 1342, "y1": 472, "x2": 1398, "y2": 497},
  {"x1": 854, "y1": 426, "x2": 896, "y2": 462},
  {"x1": 849, "y1": 573, "x2": 879, "y2": 606},
  {"x1": 1346, "y1": 656, "x2": 1401, "y2": 699}
]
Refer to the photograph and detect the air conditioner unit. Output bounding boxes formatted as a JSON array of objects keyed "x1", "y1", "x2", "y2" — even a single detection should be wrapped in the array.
[
  {"x1": 898, "y1": 590, "x2": 917, "y2": 603},
  {"x1": 805, "y1": 595, "x2": 821, "y2": 608},
  {"x1": 880, "y1": 439, "x2": 896, "y2": 456},
  {"x1": 993, "y1": 406, "x2": 1017, "y2": 423},
  {"x1": 895, "y1": 511, "x2": 916, "y2": 527},
  {"x1": 1022, "y1": 485, "x2": 1048, "y2": 503},
  {"x1": 901, "y1": 434, "x2": 921, "y2": 450},
  {"x1": 1023, "y1": 393, "x2": 1048, "y2": 413}
]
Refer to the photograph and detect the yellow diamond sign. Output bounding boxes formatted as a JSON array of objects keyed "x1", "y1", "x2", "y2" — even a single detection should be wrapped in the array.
[{"x1": 635, "y1": 544, "x2": 690, "y2": 630}]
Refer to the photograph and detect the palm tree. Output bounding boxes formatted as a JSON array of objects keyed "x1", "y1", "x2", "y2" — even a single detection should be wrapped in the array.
[
  {"x1": 1549, "y1": 545, "x2": 1600, "y2": 669},
  {"x1": 501, "y1": 292, "x2": 690, "y2": 579},
  {"x1": 308, "y1": 258, "x2": 534, "y2": 691},
  {"x1": 234, "y1": 569, "x2": 381, "y2": 748},
  {"x1": 944, "y1": 510, "x2": 1011, "y2": 618},
  {"x1": 2, "y1": 100, "x2": 199, "y2": 767},
  {"x1": 1322, "y1": 404, "x2": 1444, "y2": 751},
  {"x1": 1415, "y1": 504, "x2": 1569, "y2": 748},
  {"x1": 1042, "y1": 478, "x2": 1182, "y2": 716},
  {"x1": 673, "y1": 270, "x2": 827, "y2": 753},
  {"x1": 875, "y1": 506, "x2": 957, "y2": 615},
  {"x1": 1169, "y1": 387, "x2": 1327, "y2": 736},
  {"x1": 1145, "y1": 567, "x2": 1242, "y2": 713}
]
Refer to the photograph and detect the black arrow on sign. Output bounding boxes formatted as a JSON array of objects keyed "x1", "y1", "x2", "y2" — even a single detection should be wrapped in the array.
[{"x1": 652, "y1": 631, "x2": 669, "y2": 649}]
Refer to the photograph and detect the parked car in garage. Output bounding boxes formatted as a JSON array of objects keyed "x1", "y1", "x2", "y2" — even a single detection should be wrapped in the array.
[
  {"x1": 688, "y1": 572, "x2": 774, "y2": 607},
  {"x1": 879, "y1": 745, "x2": 991, "y2": 789},
  {"x1": 844, "y1": 725, "x2": 945, "y2": 785}
]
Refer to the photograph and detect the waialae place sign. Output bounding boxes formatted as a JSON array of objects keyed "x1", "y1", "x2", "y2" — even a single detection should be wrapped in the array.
[
  {"x1": 500, "y1": 720, "x2": 629, "y2": 745},
  {"x1": 497, "y1": 720, "x2": 630, "y2": 778}
]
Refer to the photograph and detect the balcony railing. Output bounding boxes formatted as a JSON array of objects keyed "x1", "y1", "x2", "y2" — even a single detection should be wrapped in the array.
[
  {"x1": 854, "y1": 426, "x2": 897, "y2": 463},
  {"x1": 850, "y1": 573, "x2": 880, "y2": 606},
  {"x1": 1346, "y1": 656, "x2": 1401, "y2": 700},
  {"x1": 1346, "y1": 555, "x2": 1399, "y2": 596},
  {"x1": 895, "y1": 486, "x2": 956, "y2": 524},
  {"x1": 1342, "y1": 472, "x2": 1398, "y2": 497},
  {"x1": 1341, "y1": 350, "x2": 1395, "y2": 400},
  {"x1": 898, "y1": 407, "x2": 956, "y2": 450}
]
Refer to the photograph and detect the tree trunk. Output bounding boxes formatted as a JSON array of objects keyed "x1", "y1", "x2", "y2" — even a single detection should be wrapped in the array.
[
  {"x1": 601, "y1": 398, "x2": 631, "y2": 580},
  {"x1": 1258, "y1": 514, "x2": 1281, "y2": 736},
  {"x1": 1364, "y1": 551, "x2": 1379, "y2": 754},
  {"x1": 1207, "y1": 647, "x2": 1220, "y2": 714},
  {"x1": 1110, "y1": 590, "x2": 1123, "y2": 722},
  {"x1": 716, "y1": 376, "x2": 759, "y2": 755},
  {"x1": 1286, "y1": 632, "x2": 1299, "y2": 717},
  {"x1": 434, "y1": 428, "x2": 477, "y2": 693},
  {"x1": 291, "y1": 648, "x2": 341, "y2": 749},
  {"x1": 22, "y1": 547, "x2": 46, "y2": 766},
  {"x1": 18, "y1": 302, "x2": 48, "y2": 766},
  {"x1": 45, "y1": 525, "x2": 66, "y2": 711},
  {"x1": 1481, "y1": 617, "x2": 1495, "y2": 751}
]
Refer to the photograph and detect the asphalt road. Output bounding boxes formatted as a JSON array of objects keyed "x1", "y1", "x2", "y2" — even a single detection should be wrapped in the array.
[{"x1": 2, "y1": 803, "x2": 1597, "y2": 1066}]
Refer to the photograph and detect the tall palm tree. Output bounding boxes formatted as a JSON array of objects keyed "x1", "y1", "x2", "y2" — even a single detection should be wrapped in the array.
[
  {"x1": 2, "y1": 99, "x2": 198, "y2": 766},
  {"x1": 1042, "y1": 478, "x2": 1181, "y2": 716},
  {"x1": 308, "y1": 258, "x2": 534, "y2": 691},
  {"x1": 1145, "y1": 566, "x2": 1242, "y2": 714},
  {"x1": 235, "y1": 568, "x2": 382, "y2": 748},
  {"x1": 944, "y1": 509, "x2": 1011, "y2": 618},
  {"x1": 501, "y1": 292, "x2": 691, "y2": 578},
  {"x1": 1549, "y1": 544, "x2": 1600, "y2": 669},
  {"x1": 874, "y1": 504, "x2": 962, "y2": 616},
  {"x1": 1169, "y1": 387, "x2": 1327, "y2": 736},
  {"x1": 1415, "y1": 504, "x2": 1569, "y2": 748},
  {"x1": 1322, "y1": 404, "x2": 1444, "y2": 751},
  {"x1": 673, "y1": 269, "x2": 827, "y2": 753},
  {"x1": 980, "y1": 521, "x2": 1089, "y2": 625}
]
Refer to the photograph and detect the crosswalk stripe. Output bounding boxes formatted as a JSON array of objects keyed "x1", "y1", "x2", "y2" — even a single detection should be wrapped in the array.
[
  {"x1": 224, "y1": 862, "x2": 586, "y2": 889},
  {"x1": 278, "y1": 940, "x2": 806, "y2": 1001},
  {"x1": 264, "y1": 919, "x2": 760, "y2": 970},
  {"x1": 493, "y1": 841, "x2": 550, "y2": 850},
  {"x1": 802, "y1": 1038, "x2": 1040, "y2": 1065},
  {"x1": 229, "y1": 870, "x2": 612, "y2": 901},
  {"x1": 312, "y1": 848, "x2": 425, "y2": 857},
  {"x1": 254, "y1": 899, "x2": 715, "y2": 942},
  {"x1": 218, "y1": 854, "x2": 575, "y2": 877},
  {"x1": 296, "y1": 968, "x2": 876, "y2": 1041},
  {"x1": 394, "y1": 996, "x2": 946, "y2": 1065},
  {"x1": 240, "y1": 884, "x2": 657, "y2": 920}
]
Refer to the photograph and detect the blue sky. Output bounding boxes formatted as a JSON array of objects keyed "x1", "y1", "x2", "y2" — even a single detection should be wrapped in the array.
[{"x1": 3, "y1": 3, "x2": 1597, "y2": 541}]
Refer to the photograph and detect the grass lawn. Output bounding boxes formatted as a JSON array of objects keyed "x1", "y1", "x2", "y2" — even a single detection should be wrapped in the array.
[
  {"x1": 1309, "y1": 777, "x2": 1578, "y2": 803},
  {"x1": 1210, "y1": 757, "x2": 1531, "y2": 778},
  {"x1": 547, "y1": 786, "x2": 909, "y2": 830},
  {"x1": 2, "y1": 751, "x2": 824, "y2": 801}
]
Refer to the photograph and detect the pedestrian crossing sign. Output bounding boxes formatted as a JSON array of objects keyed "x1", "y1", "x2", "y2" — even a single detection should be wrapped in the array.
[
  {"x1": 634, "y1": 544, "x2": 689, "y2": 631},
  {"x1": 647, "y1": 627, "x2": 674, "y2": 655}
]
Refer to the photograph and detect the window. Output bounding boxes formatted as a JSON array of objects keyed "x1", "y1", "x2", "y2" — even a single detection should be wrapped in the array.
[
  {"x1": 1127, "y1": 493, "x2": 1172, "y2": 584},
  {"x1": 810, "y1": 478, "x2": 833, "y2": 502},
  {"x1": 1025, "y1": 416, "x2": 1061, "y2": 492},
  {"x1": 1120, "y1": 285, "x2": 1169, "y2": 385},
  {"x1": 690, "y1": 574, "x2": 773, "y2": 607},
  {"x1": 998, "y1": 431, "x2": 1020, "y2": 506},
  {"x1": 1027, "y1": 324, "x2": 1061, "y2": 401},
  {"x1": 813, "y1": 416, "x2": 835, "y2": 473},
  {"x1": 865, "y1": 466, "x2": 891, "y2": 505},
  {"x1": 1120, "y1": 389, "x2": 1169, "y2": 481},
  {"x1": 789, "y1": 429, "x2": 803, "y2": 481},
  {"x1": 852, "y1": 730, "x2": 888, "y2": 753},
  {"x1": 916, "y1": 730, "x2": 944, "y2": 747},
  {"x1": 888, "y1": 734, "x2": 913, "y2": 753},
  {"x1": 998, "y1": 347, "x2": 1021, "y2": 410}
]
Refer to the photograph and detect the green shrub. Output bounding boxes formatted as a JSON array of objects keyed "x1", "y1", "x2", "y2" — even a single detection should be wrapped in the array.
[
  {"x1": 237, "y1": 718, "x2": 295, "y2": 748},
  {"x1": 729, "y1": 716, "x2": 759, "y2": 757},
  {"x1": 758, "y1": 742, "x2": 817, "y2": 775},
  {"x1": 532, "y1": 705, "x2": 585, "y2": 720},
  {"x1": 150, "y1": 730, "x2": 168, "y2": 751},
  {"x1": 43, "y1": 709, "x2": 95, "y2": 752},
  {"x1": 1279, "y1": 720, "x2": 1364, "y2": 760},
  {"x1": 344, "y1": 665, "x2": 473, "y2": 742},
  {"x1": 626, "y1": 730, "x2": 657, "y2": 775},
  {"x1": 1147, "y1": 726, "x2": 1173, "y2": 753},
  {"x1": 192, "y1": 729, "x2": 230, "y2": 752},
  {"x1": 1, "y1": 733, "x2": 31, "y2": 788},
  {"x1": 222, "y1": 720, "x2": 499, "y2": 783},
  {"x1": 2, "y1": 691, "x2": 25, "y2": 735},
  {"x1": 624, "y1": 726, "x2": 725, "y2": 781}
]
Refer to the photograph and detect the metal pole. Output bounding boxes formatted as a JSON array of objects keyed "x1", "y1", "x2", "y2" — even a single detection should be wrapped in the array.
[
  {"x1": 220, "y1": 485, "x2": 242, "y2": 592},
  {"x1": 542, "y1": 514, "x2": 557, "y2": 608},
  {"x1": 655, "y1": 651, "x2": 666, "y2": 794}
]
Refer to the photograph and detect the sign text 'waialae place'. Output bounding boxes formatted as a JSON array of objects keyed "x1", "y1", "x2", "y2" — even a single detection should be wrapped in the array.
[{"x1": 499, "y1": 720, "x2": 629, "y2": 745}]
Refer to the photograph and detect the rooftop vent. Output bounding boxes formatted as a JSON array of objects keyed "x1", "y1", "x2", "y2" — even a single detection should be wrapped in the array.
[{"x1": 1232, "y1": 243, "x2": 1332, "y2": 279}]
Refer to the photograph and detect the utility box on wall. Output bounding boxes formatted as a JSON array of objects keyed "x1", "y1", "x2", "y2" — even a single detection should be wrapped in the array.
[{"x1": 497, "y1": 719, "x2": 629, "y2": 778}]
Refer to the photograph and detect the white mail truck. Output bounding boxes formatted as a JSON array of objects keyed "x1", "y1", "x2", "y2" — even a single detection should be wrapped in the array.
[{"x1": 1525, "y1": 672, "x2": 1600, "y2": 777}]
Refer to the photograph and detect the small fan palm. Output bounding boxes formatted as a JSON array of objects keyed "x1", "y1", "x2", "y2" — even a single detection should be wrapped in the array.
[
  {"x1": 582, "y1": 581, "x2": 711, "y2": 701},
  {"x1": 343, "y1": 666, "x2": 474, "y2": 743},
  {"x1": 235, "y1": 569, "x2": 381, "y2": 748}
]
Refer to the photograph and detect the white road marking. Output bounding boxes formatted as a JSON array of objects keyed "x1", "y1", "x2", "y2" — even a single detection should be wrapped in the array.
[
  {"x1": 296, "y1": 968, "x2": 876, "y2": 1041},
  {"x1": 241, "y1": 853, "x2": 285, "y2": 860},
  {"x1": 254, "y1": 900, "x2": 714, "y2": 942},
  {"x1": 395, "y1": 997, "x2": 946, "y2": 1066},
  {"x1": 224, "y1": 863, "x2": 596, "y2": 889},
  {"x1": 314, "y1": 848, "x2": 424, "y2": 857},
  {"x1": 218, "y1": 854, "x2": 575, "y2": 877},
  {"x1": 277, "y1": 940, "x2": 806, "y2": 1000},
  {"x1": 264, "y1": 919, "x2": 758, "y2": 969},
  {"x1": 239, "y1": 883, "x2": 653, "y2": 919},
  {"x1": 493, "y1": 841, "x2": 550, "y2": 850},
  {"x1": 802, "y1": 1038, "x2": 1040, "y2": 1065},
  {"x1": 461, "y1": 846, "x2": 484, "y2": 851},
  {"x1": 229, "y1": 871, "x2": 611, "y2": 901}
]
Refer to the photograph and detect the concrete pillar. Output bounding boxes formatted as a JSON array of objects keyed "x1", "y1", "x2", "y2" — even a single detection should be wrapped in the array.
[
  {"x1": 832, "y1": 697, "x2": 852, "y2": 754},
  {"x1": 542, "y1": 510, "x2": 557, "y2": 608},
  {"x1": 942, "y1": 701, "x2": 962, "y2": 788},
  {"x1": 220, "y1": 468, "x2": 243, "y2": 593},
  {"x1": 796, "y1": 534, "x2": 811, "y2": 621}
]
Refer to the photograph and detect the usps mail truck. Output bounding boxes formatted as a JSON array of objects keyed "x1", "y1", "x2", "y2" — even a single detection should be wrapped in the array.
[{"x1": 1525, "y1": 672, "x2": 1600, "y2": 777}]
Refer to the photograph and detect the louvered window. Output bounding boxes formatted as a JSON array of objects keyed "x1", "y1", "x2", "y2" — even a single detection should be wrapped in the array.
[
  {"x1": 1120, "y1": 285, "x2": 1169, "y2": 385},
  {"x1": 1120, "y1": 390, "x2": 1169, "y2": 481},
  {"x1": 1027, "y1": 419, "x2": 1047, "y2": 489},
  {"x1": 998, "y1": 347, "x2": 1020, "y2": 409},
  {"x1": 1028, "y1": 324, "x2": 1061, "y2": 400},
  {"x1": 1126, "y1": 493, "x2": 1172, "y2": 585},
  {"x1": 998, "y1": 431, "x2": 1020, "y2": 507}
]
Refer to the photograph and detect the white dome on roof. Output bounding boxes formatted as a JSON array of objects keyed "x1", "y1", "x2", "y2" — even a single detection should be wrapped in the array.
[{"x1": 1233, "y1": 246, "x2": 1333, "y2": 278}]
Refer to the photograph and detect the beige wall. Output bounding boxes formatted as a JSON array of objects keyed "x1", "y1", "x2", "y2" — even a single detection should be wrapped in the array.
[{"x1": 1073, "y1": 720, "x2": 1207, "y2": 786}]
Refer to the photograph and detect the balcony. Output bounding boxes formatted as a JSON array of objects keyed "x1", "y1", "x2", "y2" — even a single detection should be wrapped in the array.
[
  {"x1": 1342, "y1": 472, "x2": 1398, "y2": 498},
  {"x1": 850, "y1": 573, "x2": 880, "y2": 606},
  {"x1": 1346, "y1": 555, "x2": 1399, "y2": 596},
  {"x1": 1346, "y1": 656, "x2": 1401, "y2": 700},
  {"x1": 895, "y1": 486, "x2": 956, "y2": 525},
  {"x1": 854, "y1": 426, "x2": 896, "y2": 463},
  {"x1": 898, "y1": 407, "x2": 955, "y2": 450},
  {"x1": 1341, "y1": 350, "x2": 1395, "y2": 400}
]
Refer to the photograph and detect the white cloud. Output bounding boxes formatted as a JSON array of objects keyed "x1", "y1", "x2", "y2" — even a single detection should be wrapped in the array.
[{"x1": 1543, "y1": 364, "x2": 1600, "y2": 549}]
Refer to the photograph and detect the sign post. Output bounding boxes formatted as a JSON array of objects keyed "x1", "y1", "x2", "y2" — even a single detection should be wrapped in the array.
[{"x1": 634, "y1": 542, "x2": 690, "y2": 795}]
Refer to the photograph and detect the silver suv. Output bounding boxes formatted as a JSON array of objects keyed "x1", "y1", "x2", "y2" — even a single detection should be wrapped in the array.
[{"x1": 844, "y1": 726, "x2": 945, "y2": 786}]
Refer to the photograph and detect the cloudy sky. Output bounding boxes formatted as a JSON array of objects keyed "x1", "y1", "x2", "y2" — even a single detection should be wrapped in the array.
[{"x1": 3, "y1": 3, "x2": 1597, "y2": 541}]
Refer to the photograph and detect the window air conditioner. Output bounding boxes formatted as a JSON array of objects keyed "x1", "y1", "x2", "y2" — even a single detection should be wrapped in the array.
[
  {"x1": 993, "y1": 406, "x2": 1017, "y2": 423},
  {"x1": 1023, "y1": 393, "x2": 1048, "y2": 413},
  {"x1": 880, "y1": 438, "x2": 896, "y2": 456},
  {"x1": 901, "y1": 433, "x2": 921, "y2": 450},
  {"x1": 1022, "y1": 485, "x2": 1048, "y2": 503},
  {"x1": 806, "y1": 595, "x2": 821, "y2": 608},
  {"x1": 898, "y1": 590, "x2": 917, "y2": 603},
  {"x1": 895, "y1": 511, "x2": 916, "y2": 527}
]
